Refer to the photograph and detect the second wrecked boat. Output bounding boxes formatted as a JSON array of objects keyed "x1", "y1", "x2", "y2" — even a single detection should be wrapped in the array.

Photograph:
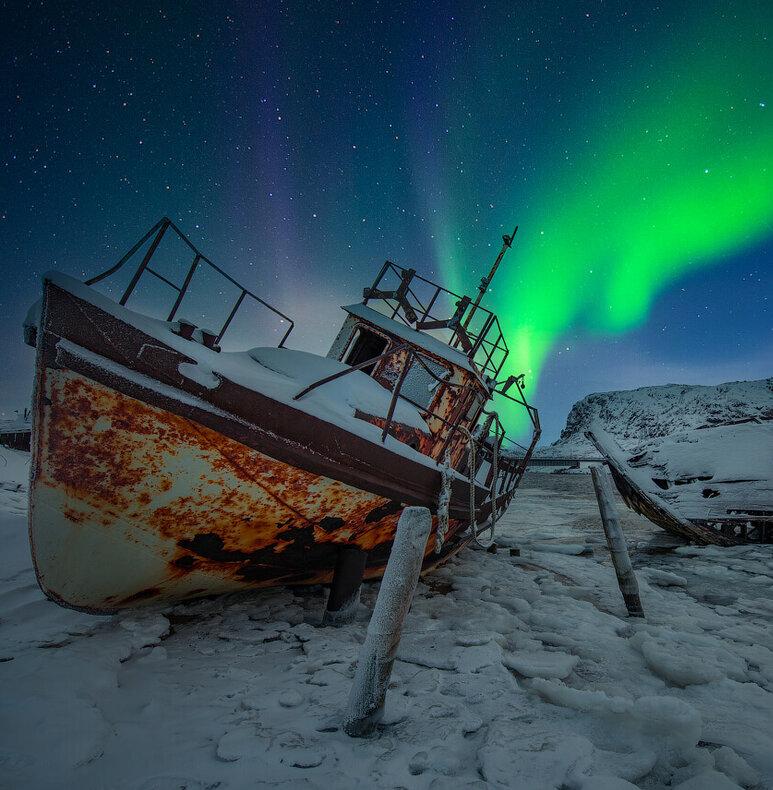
[
  {"x1": 25, "y1": 218, "x2": 540, "y2": 613},
  {"x1": 587, "y1": 423, "x2": 773, "y2": 546}
]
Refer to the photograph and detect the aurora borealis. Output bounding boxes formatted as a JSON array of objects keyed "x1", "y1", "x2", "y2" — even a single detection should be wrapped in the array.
[
  {"x1": 2, "y1": 1, "x2": 771, "y2": 439},
  {"x1": 486, "y1": 9, "x2": 772, "y2": 413}
]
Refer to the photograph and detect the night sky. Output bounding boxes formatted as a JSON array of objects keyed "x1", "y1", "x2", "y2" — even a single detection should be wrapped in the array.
[{"x1": 2, "y1": 1, "x2": 771, "y2": 442}]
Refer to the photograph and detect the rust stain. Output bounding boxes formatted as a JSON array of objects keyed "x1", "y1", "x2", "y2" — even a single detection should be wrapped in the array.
[
  {"x1": 118, "y1": 586, "x2": 162, "y2": 605},
  {"x1": 39, "y1": 370, "x2": 470, "y2": 602},
  {"x1": 365, "y1": 347, "x2": 484, "y2": 467},
  {"x1": 354, "y1": 409, "x2": 433, "y2": 454},
  {"x1": 63, "y1": 505, "x2": 87, "y2": 525}
]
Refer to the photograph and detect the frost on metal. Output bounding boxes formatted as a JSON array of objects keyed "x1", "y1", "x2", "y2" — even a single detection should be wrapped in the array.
[
  {"x1": 435, "y1": 451, "x2": 452, "y2": 554},
  {"x1": 590, "y1": 464, "x2": 645, "y2": 618}
]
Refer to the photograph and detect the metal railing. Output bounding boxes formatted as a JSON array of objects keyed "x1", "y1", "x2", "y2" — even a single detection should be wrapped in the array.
[
  {"x1": 293, "y1": 342, "x2": 539, "y2": 513},
  {"x1": 86, "y1": 217, "x2": 296, "y2": 348},
  {"x1": 362, "y1": 261, "x2": 510, "y2": 381}
]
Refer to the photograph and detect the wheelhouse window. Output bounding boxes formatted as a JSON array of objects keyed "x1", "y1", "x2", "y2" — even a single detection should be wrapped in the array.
[
  {"x1": 402, "y1": 354, "x2": 451, "y2": 409},
  {"x1": 466, "y1": 392, "x2": 484, "y2": 423},
  {"x1": 343, "y1": 326, "x2": 389, "y2": 374}
]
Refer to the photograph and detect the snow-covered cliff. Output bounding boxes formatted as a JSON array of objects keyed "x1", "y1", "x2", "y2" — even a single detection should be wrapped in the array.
[{"x1": 541, "y1": 378, "x2": 773, "y2": 458}]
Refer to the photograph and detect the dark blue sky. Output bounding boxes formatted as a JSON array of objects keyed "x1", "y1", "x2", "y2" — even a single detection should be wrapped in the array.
[{"x1": 2, "y1": 1, "x2": 770, "y2": 441}]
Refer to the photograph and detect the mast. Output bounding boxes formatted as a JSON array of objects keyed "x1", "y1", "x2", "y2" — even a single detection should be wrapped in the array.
[
  {"x1": 475, "y1": 225, "x2": 518, "y2": 309},
  {"x1": 462, "y1": 225, "x2": 518, "y2": 331}
]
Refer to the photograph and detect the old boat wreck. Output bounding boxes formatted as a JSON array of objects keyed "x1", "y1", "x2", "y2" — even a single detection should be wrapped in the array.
[
  {"x1": 587, "y1": 424, "x2": 773, "y2": 546},
  {"x1": 24, "y1": 218, "x2": 540, "y2": 614}
]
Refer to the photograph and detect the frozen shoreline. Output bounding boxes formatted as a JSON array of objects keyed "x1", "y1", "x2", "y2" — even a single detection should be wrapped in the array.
[{"x1": 1, "y1": 460, "x2": 771, "y2": 789}]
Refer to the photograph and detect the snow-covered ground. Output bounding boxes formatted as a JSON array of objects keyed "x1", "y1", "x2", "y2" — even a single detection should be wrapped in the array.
[{"x1": 1, "y1": 452, "x2": 771, "y2": 789}]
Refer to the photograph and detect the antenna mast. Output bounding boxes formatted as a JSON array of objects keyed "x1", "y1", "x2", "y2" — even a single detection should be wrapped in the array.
[
  {"x1": 462, "y1": 225, "x2": 518, "y2": 333},
  {"x1": 474, "y1": 225, "x2": 518, "y2": 310}
]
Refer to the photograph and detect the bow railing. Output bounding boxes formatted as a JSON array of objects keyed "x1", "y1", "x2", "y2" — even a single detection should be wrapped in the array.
[{"x1": 86, "y1": 217, "x2": 296, "y2": 348}]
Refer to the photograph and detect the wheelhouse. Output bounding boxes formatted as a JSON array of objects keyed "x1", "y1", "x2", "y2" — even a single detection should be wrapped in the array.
[{"x1": 322, "y1": 260, "x2": 540, "y2": 490}]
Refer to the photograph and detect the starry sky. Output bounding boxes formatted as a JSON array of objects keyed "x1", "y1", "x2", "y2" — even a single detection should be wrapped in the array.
[{"x1": 2, "y1": 1, "x2": 771, "y2": 442}]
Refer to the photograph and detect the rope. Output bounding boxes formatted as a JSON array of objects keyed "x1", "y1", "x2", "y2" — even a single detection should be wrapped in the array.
[
  {"x1": 490, "y1": 420, "x2": 500, "y2": 524},
  {"x1": 435, "y1": 449, "x2": 452, "y2": 554},
  {"x1": 473, "y1": 414, "x2": 501, "y2": 549},
  {"x1": 435, "y1": 420, "x2": 502, "y2": 552}
]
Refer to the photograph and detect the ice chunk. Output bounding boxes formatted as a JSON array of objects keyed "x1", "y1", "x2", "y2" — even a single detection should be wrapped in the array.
[
  {"x1": 631, "y1": 630, "x2": 747, "y2": 687},
  {"x1": 283, "y1": 748, "x2": 324, "y2": 768},
  {"x1": 398, "y1": 633, "x2": 458, "y2": 670},
  {"x1": 117, "y1": 613, "x2": 170, "y2": 659},
  {"x1": 502, "y1": 649, "x2": 579, "y2": 679},
  {"x1": 674, "y1": 770, "x2": 743, "y2": 789},
  {"x1": 713, "y1": 746, "x2": 760, "y2": 788},
  {"x1": 278, "y1": 689, "x2": 304, "y2": 708},
  {"x1": 425, "y1": 741, "x2": 465, "y2": 776},
  {"x1": 409, "y1": 750, "x2": 430, "y2": 775},
  {"x1": 531, "y1": 679, "x2": 633, "y2": 715},
  {"x1": 640, "y1": 568, "x2": 687, "y2": 587},
  {"x1": 215, "y1": 725, "x2": 257, "y2": 762},
  {"x1": 531, "y1": 681, "x2": 702, "y2": 759},
  {"x1": 455, "y1": 633, "x2": 493, "y2": 647}
]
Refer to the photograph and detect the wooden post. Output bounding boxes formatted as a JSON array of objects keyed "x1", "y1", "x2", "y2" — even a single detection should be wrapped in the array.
[
  {"x1": 343, "y1": 506, "x2": 431, "y2": 737},
  {"x1": 323, "y1": 545, "x2": 368, "y2": 626},
  {"x1": 590, "y1": 465, "x2": 645, "y2": 618}
]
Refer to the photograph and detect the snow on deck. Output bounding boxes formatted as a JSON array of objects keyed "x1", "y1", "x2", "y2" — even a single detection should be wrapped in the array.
[
  {"x1": 0, "y1": 418, "x2": 31, "y2": 434},
  {"x1": 591, "y1": 421, "x2": 773, "y2": 523},
  {"x1": 1, "y1": 461, "x2": 771, "y2": 789},
  {"x1": 342, "y1": 302, "x2": 478, "y2": 375},
  {"x1": 42, "y1": 273, "x2": 439, "y2": 465}
]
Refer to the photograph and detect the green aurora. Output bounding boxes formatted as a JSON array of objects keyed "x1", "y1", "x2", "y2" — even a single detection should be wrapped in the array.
[
  {"x1": 434, "y1": 8, "x2": 772, "y2": 428},
  {"x1": 3, "y1": 3, "x2": 770, "y2": 440}
]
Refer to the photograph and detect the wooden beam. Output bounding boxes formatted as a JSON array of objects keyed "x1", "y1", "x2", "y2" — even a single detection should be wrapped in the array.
[
  {"x1": 343, "y1": 507, "x2": 431, "y2": 736},
  {"x1": 591, "y1": 465, "x2": 645, "y2": 618}
]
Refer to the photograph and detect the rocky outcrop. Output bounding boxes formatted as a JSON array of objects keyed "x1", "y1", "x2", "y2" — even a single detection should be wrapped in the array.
[{"x1": 544, "y1": 378, "x2": 772, "y2": 457}]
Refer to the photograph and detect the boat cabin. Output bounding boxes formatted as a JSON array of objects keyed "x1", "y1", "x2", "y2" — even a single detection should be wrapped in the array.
[{"x1": 324, "y1": 261, "x2": 512, "y2": 468}]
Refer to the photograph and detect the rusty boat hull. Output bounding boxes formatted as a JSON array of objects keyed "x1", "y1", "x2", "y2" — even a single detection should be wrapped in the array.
[{"x1": 29, "y1": 279, "x2": 496, "y2": 613}]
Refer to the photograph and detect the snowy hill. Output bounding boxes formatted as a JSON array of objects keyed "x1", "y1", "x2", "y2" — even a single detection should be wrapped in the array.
[{"x1": 540, "y1": 378, "x2": 773, "y2": 458}]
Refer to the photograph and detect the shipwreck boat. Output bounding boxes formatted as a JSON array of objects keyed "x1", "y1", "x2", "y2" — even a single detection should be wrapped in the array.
[
  {"x1": 587, "y1": 424, "x2": 773, "y2": 546},
  {"x1": 24, "y1": 217, "x2": 540, "y2": 613}
]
